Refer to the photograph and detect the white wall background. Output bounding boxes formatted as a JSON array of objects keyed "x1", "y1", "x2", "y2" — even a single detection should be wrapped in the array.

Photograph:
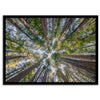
[{"x1": 0, "y1": 0, "x2": 99, "y2": 100}]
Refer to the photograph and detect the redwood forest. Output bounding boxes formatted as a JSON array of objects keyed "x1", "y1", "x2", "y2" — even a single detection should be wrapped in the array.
[{"x1": 5, "y1": 17, "x2": 96, "y2": 83}]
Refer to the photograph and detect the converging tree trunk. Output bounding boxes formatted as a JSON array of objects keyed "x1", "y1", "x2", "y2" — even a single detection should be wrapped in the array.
[
  {"x1": 35, "y1": 68, "x2": 44, "y2": 82},
  {"x1": 52, "y1": 18, "x2": 56, "y2": 37},
  {"x1": 20, "y1": 18, "x2": 39, "y2": 38},
  {"x1": 67, "y1": 63, "x2": 96, "y2": 81},
  {"x1": 39, "y1": 18, "x2": 48, "y2": 45},
  {"x1": 7, "y1": 59, "x2": 43, "y2": 82},
  {"x1": 58, "y1": 68, "x2": 68, "y2": 82},
  {"x1": 58, "y1": 18, "x2": 76, "y2": 42},
  {"x1": 58, "y1": 57, "x2": 96, "y2": 74},
  {"x1": 67, "y1": 18, "x2": 91, "y2": 40},
  {"x1": 63, "y1": 55, "x2": 96, "y2": 60},
  {"x1": 6, "y1": 18, "x2": 33, "y2": 40},
  {"x1": 28, "y1": 65, "x2": 42, "y2": 82},
  {"x1": 6, "y1": 56, "x2": 26, "y2": 60},
  {"x1": 41, "y1": 66, "x2": 49, "y2": 82},
  {"x1": 5, "y1": 17, "x2": 96, "y2": 83}
]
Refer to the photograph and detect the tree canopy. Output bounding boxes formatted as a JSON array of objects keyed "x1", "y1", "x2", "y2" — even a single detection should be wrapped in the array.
[{"x1": 5, "y1": 17, "x2": 96, "y2": 83}]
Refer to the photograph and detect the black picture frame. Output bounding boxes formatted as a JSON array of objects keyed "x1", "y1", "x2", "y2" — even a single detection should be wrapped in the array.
[{"x1": 3, "y1": 15, "x2": 98, "y2": 85}]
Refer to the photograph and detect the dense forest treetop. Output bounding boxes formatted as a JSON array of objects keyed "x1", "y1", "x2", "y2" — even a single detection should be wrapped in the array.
[{"x1": 5, "y1": 17, "x2": 96, "y2": 82}]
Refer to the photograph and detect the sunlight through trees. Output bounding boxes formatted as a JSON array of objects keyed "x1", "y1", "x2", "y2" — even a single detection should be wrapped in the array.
[{"x1": 5, "y1": 17, "x2": 96, "y2": 83}]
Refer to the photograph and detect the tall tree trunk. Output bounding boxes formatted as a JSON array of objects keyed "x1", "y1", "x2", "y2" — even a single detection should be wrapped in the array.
[
  {"x1": 28, "y1": 65, "x2": 42, "y2": 82},
  {"x1": 79, "y1": 68, "x2": 96, "y2": 81},
  {"x1": 20, "y1": 18, "x2": 38, "y2": 38},
  {"x1": 35, "y1": 68, "x2": 44, "y2": 82},
  {"x1": 6, "y1": 18, "x2": 22, "y2": 31},
  {"x1": 80, "y1": 44, "x2": 95, "y2": 49},
  {"x1": 73, "y1": 75, "x2": 81, "y2": 82},
  {"x1": 6, "y1": 50, "x2": 19, "y2": 53},
  {"x1": 6, "y1": 56, "x2": 26, "y2": 60},
  {"x1": 67, "y1": 63, "x2": 96, "y2": 81},
  {"x1": 56, "y1": 18, "x2": 61, "y2": 32},
  {"x1": 52, "y1": 18, "x2": 56, "y2": 37},
  {"x1": 7, "y1": 59, "x2": 43, "y2": 82},
  {"x1": 46, "y1": 73, "x2": 50, "y2": 82},
  {"x1": 6, "y1": 66, "x2": 26, "y2": 79},
  {"x1": 58, "y1": 57, "x2": 96, "y2": 74},
  {"x1": 54, "y1": 18, "x2": 61, "y2": 37},
  {"x1": 67, "y1": 18, "x2": 91, "y2": 40},
  {"x1": 88, "y1": 19, "x2": 96, "y2": 26},
  {"x1": 44, "y1": 18, "x2": 48, "y2": 34},
  {"x1": 58, "y1": 18, "x2": 76, "y2": 42},
  {"x1": 66, "y1": 69, "x2": 80, "y2": 82},
  {"x1": 42, "y1": 66, "x2": 49, "y2": 82},
  {"x1": 58, "y1": 68, "x2": 68, "y2": 82},
  {"x1": 40, "y1": 18, "x2": 48, "y2": 45},
  {"x1": 61, "y1": 18, "x2": 70, "y2": 34},
  {"x1": 6, "y1": 18, "x2": 33, "y2": 40},
  {"x1": 63, "y1": 55, "x2": 96, "y2": 60}
]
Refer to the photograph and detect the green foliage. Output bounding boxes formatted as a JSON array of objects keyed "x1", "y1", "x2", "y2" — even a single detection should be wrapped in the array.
[
  {"x1": 5, "y1": 17, "x2": 96, "y2": 82},
  {"x1": 51, "y1": 53, "x2": 61, "y2": 60}
]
